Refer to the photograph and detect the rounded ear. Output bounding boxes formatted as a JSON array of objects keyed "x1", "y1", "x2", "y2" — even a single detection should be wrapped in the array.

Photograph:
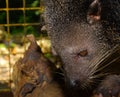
[{"x1": 87, "y1": 0, "x2": 101, "y2": 24}]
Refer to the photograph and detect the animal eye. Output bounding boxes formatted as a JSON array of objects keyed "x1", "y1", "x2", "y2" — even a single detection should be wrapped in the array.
[{"x1": 77, "y1": 50, "x2": 88, "y2": 57}]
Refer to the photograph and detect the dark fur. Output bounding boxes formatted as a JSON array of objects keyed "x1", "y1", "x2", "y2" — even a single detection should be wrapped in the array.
[
  {"x1": 93, "y1": 75, "x2": 120, "y2": 97},
  {"x1": 44, "y1": 0, "x2": 120, "y2": 97}
]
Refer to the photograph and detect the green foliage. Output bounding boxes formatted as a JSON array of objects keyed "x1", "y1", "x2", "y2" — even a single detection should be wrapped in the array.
[
  {"x1": 0, "y1": 11, "x2": 6, "y2": 24},
  {"x1": 0, "y1": 0, "x2": 43, "y2": 37}
]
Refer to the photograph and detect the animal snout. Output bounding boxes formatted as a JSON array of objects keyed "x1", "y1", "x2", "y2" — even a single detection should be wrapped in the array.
[
  {"x1": 67, "y1": 74, "x2": 89, "y2": 88},
  {"x1": 70, "y1": 79, "x2": 81, "y2": 87}
]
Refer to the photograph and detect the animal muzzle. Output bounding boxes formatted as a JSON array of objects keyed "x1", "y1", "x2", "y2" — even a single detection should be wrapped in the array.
[{"x1": 65, "y1": 69, "x2": 92, "y2": 89}]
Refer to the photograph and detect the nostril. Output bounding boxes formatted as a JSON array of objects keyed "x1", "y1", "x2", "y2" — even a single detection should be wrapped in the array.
[
  {"x1": 70, "y1": 79, "x2": 80, "y2": 87},
  {"x1": 74, "y1": 80, "x2": 80, "y2": 87}
]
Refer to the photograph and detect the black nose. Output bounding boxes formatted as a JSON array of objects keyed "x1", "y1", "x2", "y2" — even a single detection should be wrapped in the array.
[{"x1": 70, "y1": 79, "x2": 80, "y2": 87}]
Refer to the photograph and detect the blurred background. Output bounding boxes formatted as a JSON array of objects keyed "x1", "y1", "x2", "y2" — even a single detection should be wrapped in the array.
[{"x1": 0, "y1": 0, "x2": 53, "y2": 96}]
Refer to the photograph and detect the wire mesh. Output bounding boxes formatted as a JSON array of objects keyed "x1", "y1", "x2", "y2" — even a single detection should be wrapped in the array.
[{"x1": 0, "y1": 0, "x2": 42, "y2": 88}]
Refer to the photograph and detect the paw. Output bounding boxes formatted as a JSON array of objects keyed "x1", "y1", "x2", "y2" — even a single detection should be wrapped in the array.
[{"x1": 93, "y1": 75, "x2": 120, "y2": 97}]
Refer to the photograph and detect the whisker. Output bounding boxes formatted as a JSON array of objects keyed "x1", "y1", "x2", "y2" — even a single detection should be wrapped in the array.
[
  {"x1": 91, "y1": 79, "x2": 102, "y2": 86},
  {"x1": 94, "y1": 56, "x2": 120, "y2": 73},
  {"x1": 81, "y1": 82, "x2": 88, "y2": 90},
  {"x1": 53, "y1": 71, "x2": 65, "y2": 76},
  {"x1": 89, "y1": 50, "x2": 111, "y2": 75},
  {"x1": 89, "y1": 45, "x2": 120, "y2": 76},
  {"x1": 90, "y1": 73, "x2": 109, "y2": 79},
  {"x1": 59, "y1": 67, "x2": 65, "y2": 73}
]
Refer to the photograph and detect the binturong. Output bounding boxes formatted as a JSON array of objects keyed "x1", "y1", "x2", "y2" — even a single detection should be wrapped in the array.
[{"x1": 44, "y1": 0, "x2": 120, "y2": 97}]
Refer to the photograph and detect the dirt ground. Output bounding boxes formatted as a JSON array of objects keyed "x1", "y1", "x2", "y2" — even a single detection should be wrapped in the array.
[
  {"x1": 0, "y1": 91, "x2": 13, "y2": 97},
  {"x1": 0, "y1": 83, "x2": 13, "y2": 97}
]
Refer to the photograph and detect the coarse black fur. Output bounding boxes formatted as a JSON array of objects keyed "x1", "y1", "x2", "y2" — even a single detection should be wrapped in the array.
[
  {"x1": 94, "y1": 75, "x2": 120, "y2": 97},
  {"x1": 44, "y1": 0, "x2": 120, "y2": 97}
]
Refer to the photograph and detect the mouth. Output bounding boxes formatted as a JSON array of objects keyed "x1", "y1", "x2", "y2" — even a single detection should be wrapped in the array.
[
  {"x1": 65, "y1": 78, "x2": 95, "y2": 97},
  {"x1": 65, "y1": 74, "x2": 94, "y2": 90}
]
